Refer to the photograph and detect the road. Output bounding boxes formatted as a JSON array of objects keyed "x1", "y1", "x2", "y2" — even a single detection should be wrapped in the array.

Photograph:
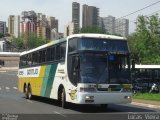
[{"x1": 0, "y1": 71, "x2": 159, "y2": 120}]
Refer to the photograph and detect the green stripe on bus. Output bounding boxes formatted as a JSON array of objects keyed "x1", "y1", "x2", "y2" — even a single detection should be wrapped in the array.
[{"x1": 40, "y1": 64, "x2": 58, "y2": 97}]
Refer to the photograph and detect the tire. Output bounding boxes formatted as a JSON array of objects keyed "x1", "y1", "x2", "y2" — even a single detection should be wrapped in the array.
[
  {"x1": 61, "y1": 89, "x2": 67, "y2": 108},
  {"x1": 27, "y1": 85, "x2": 32, "y2": 100},
  {"x1": 100, "y1": 104, "x2": 108, "y2": 110},
  {"x1": 24, "y1": 85, "x2": 28, "y2": 99}
]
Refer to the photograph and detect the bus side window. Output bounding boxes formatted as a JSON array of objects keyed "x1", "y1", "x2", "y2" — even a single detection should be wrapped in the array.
[
  {"x1": 47, "y1": 48, "x2": 51, "y2": 61},
  {"x1": 60, "y1": 42, "x2": 66, "y2": 60},
  {"x1": 56, "y1": 45, "x2": 60, "y2": 60},
  {"x1": 51, "y1": 47, "x2": 55, "y2": 62}
]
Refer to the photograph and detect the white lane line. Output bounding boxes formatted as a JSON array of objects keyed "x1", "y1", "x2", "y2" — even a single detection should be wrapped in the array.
[
  {"x1": 13, "y1": 87, "x2": 18, "y2": 90},
  {"x1": 27, "y1": 99, "x2": 33, "y2": 103},
  {"x1": 53, "y1": 111, "x2": 67, "y2": 117},
  {"x1": 0, "y1": 87, "x2": 1, "y2": 90},
  {"x1": 5, "y1": 87, "x2": 10, "y2": 90}
]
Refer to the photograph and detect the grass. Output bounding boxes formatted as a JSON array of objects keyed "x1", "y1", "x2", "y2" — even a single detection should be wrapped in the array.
[{"x1": 133, "y1": 93, "x2": 160, "y2": 101}]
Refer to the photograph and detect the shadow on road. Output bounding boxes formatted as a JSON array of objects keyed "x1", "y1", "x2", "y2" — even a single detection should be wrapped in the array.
[{"x1": 29, "y1": 96, "x2": 157, "y2": 113}]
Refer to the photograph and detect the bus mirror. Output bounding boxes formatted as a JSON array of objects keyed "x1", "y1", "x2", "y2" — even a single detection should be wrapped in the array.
[{"x1": 132, "y1": 60, "x2": 135, "y2": 70}]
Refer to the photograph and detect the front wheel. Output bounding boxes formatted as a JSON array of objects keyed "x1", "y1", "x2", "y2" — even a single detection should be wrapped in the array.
[{"x1": 61, "y1": 89, "x2": 67, "y2": 108}]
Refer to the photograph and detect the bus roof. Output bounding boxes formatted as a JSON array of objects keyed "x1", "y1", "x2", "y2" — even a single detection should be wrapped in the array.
[
  {"x1": 135, "y1": 64, "x2": 160, "y2": 69},
  {"x1": 20, "y1": 34, "x2": 126, "y2": 56},
  {"x1": 20, "y1": 38, "x2": 66, "y2": 56},
  {"x1": 67, "y1": 34, "x2": 126, "y2": 40}
]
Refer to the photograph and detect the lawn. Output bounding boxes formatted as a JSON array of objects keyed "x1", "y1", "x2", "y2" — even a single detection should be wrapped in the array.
[{"x1": 133, "y1": 93, "x2": 160, "y2": 101}]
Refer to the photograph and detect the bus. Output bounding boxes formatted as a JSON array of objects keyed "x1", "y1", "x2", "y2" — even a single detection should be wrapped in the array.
[{"x1": 18, "y1": 34, "x2": 132, "y2": 108}]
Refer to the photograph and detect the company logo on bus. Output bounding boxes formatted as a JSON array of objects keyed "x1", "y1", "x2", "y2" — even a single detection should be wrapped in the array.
[{"x1": 27, "y1": 68, "x2": 39, "y2": 75}]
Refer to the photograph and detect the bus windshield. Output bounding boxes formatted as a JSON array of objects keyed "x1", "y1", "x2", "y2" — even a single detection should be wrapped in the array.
[
  {"x1": 79, "y1": 38, "x2": 128, "y2": 53},
  {"x1": 80, "y1": 53, "x2": 108, "y2": 84},
  {"x1": 80, "y1": 53, "x2": 130, "y2": 84}
]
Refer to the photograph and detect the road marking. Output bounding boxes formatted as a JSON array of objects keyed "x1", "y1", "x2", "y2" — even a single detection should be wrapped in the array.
[
  {"x1": 132, "y1": 102, "x2": 160, "y2": 109},
  {"x1": 53, "y1": 111, "x2": 67, "y2": 117},
  {"x1": 0, "y1": 87, "x2": 1, "y2": 90},
  {"x1": 27, "y1": 100, "x2": 33, "y2": 103},
  {"x1": 13, "y1": 87, "x2": 18, "y2": 90},
  {"x1": 5, "y1": 87, "x2": 10, "y2": 90}
]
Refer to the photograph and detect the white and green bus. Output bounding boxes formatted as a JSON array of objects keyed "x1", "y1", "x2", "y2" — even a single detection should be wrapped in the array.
[{"x1": 18, "y1": 34, "x2": 132, "y2": 108}]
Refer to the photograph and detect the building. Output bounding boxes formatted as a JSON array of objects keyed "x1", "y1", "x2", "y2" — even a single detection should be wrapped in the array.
[
  {"x1": 0, "y1": 21, "x2": 6, "y2": 34},
  {"x1": 64, "y1": 22, "x2": 74, "y2": 37},
  {"x1": 37, "y1": 13, "x2": 47, "y2": 39},
  {"x1": 8, "y1": 15, "x2": 15, "y2": 36},
  {"x1": 72, "y1": 2, "x2": 80, "y2": 33},
  {"x1": 115, "y1": 18, "x2": 129, "y2": 37},
  {"x1": 47, "y1": 16, "x2": 59, "y2": 39},
  {"x1": 47, "y1": 17, "x2": 58, "y2": 32},
  {"x1": 14, "y1": 16, "x2": 20, "y2": 38},
  {"x1": 20, "y1": 11, "x2": 37, "y2": 34},
  {"x1": 102, "y1": 16, "x2": 115, "y2": 34},
  {"x1": 82, "y1": 4, "x2": 99, "y2": 28},
  {"x1": 8, "y1": 15, "x2": 20, "y2": 37}
]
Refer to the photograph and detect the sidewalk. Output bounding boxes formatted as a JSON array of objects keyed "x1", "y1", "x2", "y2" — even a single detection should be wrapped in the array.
[{"x1": 132, "y1": 99, "x2": 160, "y2": 109}]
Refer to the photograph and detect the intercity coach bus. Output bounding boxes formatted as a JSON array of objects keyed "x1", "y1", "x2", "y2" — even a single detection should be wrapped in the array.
[{"x1": 18, "y1": 34, "x2": 132, "y2": 108}]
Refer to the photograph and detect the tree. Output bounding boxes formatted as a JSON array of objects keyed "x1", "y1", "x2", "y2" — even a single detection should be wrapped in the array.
[
  {"x1": 128, "y1": 14, "x2": 160, "y2": 64},
  {"x1": 80, "y1": 26, "x2": 106, "y2": 34},
  {"x1": 11, "y1": 32, "x2": 47, "y2": 51},
  {"x1": 0, "y1": 33, "x2": 4, "y2": 38}
]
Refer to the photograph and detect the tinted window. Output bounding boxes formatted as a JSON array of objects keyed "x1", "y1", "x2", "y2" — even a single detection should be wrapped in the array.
[
  {"x1": 56, "y1": 45, "x2": 60, "y2": 60},
  {"x1": 60, "y1": 42, "x2": 66, "y2": 60},
  {"x1": 68, "y1": 38, "x2": 78, "y2": 52}
]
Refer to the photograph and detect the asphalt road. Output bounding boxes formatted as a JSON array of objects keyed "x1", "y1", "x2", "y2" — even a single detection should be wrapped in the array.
[{"x1": 0, "y1": 71, "x2": 159, "y2": 120}]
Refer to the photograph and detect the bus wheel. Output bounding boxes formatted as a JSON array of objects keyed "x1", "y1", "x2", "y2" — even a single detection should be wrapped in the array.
[
  {"x1": 24, "y1": 85, "x2": 28, "y2": 99},
  {"x1": 27, "y1": 85, "x2": 32, "y2": 100},
  {"x1": 61, "y1": 89, "x2": 66, "y2": 108},
  {"x1": 100, "y1": 104, "x2": 108, "y2": 110}
]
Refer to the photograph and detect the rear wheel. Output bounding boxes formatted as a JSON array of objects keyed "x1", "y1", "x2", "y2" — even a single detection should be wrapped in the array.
[
  {"x1": 25, "y1": 85, "x2": 32, "y2": 100},
  {"x1": 27, "y1": 85, "x2": 32, "y2": 100}
]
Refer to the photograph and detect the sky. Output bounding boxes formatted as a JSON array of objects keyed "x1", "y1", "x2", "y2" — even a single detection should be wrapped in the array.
[{"x1": 0, "y1": 0, "x2": 160, "y2": 34}]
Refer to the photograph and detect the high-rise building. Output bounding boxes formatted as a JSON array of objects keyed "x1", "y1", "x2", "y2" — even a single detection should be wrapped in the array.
[
  {"x1": 64, "y1": 22, "x2": 74, "y2": 37},
  {"x1": 72, "y1": 2, "x2": 80, "y2": 33},
  {"x1": 8, "y1": 15, "x2": 15, "y2": 36},
  {"x1": 115, "y1": 18, "x2": 129, "y2": 37},
  {"x1": 0, "y1": 21, "x2": 6, "y2": 34},
  {"x1": 47, "y1": 17, "x2": 58, "y2": 32},
  {"x1": 47, "y1": 16, "x2": 59, "y2": 39},
  {"x1": 8, "y1": 15, "x2": 20, "y2": 37},
  {"x1": 20, "y1": 11, "x2": 37, "y2": 34},
  {"x1": 82, "y1": 4, "x2": 99, "y2": 28},
  {"x1": 14, "y1": 16, "x2": 20, "y2": 38},
  {"x1": 37, "y1": 13, "x2": 47, "y2": 39},
  {"x1": 102, "y1": 15, "x2": 115, "y2": 34}
]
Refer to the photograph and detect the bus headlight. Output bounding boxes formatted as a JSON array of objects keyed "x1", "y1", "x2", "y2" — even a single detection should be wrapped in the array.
[
  {"x1": 80, "y1": 87, "x2": 95, "y2": 92},
  {"x1": 124, "y1": 96, "x2": 132, "y2": 99}
]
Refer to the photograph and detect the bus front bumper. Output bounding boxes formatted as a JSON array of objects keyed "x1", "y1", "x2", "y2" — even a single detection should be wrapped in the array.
[{"x1": 77, "y1": 92, "x2": 132, "y2": 104}]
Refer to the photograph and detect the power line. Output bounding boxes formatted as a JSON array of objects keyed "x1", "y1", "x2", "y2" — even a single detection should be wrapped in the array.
[
  {"x1": 101, "y1": 1, "x2": 160, "y2": 35},
  {"x1": 119, "y1": 0, "x2": 160, "y2": 19}
]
